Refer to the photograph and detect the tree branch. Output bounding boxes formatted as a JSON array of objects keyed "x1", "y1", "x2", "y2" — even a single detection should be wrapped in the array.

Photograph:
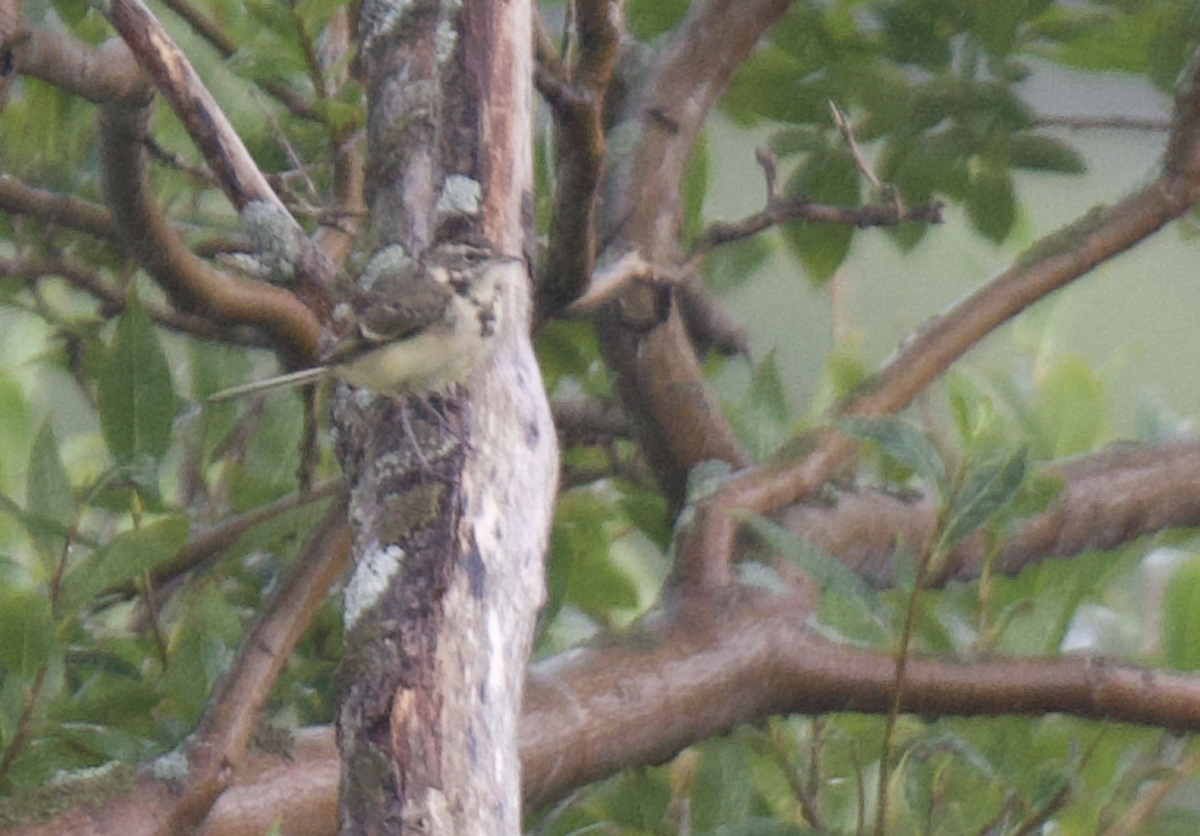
[
  {"x1": 1034, "y1": 115, "x2": 1171, "y2": 132},
  {"x1": 551, "y1": 391, "x2": 631, "y2": 446},
  {"x1": 12, "y1": 28, "x2": 150, "y2": 104},
  {"x1": 21, "y1": 578, "x2": 1200, "y2": 836},
  {"x1": 688, "y1": 193, "x2": 944, "y2": 262},
  {"x1": 176, "y1": 493, "x2": 350, "y2": 833},
  {"x1": 534, "y1": 0, "x2": 621, "y2": 320},
  {"x1": 308, "y1": 8, "x2": 365, "y2": 268},
  {"x1": 675, "y1": 42, "x2": 1200, "y2": 590},
  {"x1": 100, "y1": 0, "x2": 334, "y2": 296},
  {"x1": 590, "y1": 0, "x2": 795, "y2": 503},
  {"x1": 519, "y1": 589, "x2": 1200, "y2": 808},
  {"x1": 96, "y1": 479, "x2": 345, "y2": 605},
  {"x1": 0, "y1": 256, "x2": 272, "y2": 345},
  {"x1": 0, "y1": 176, "x2": 119, "y2": 241},
  {"x1": 155, "y1": 0, "x2": 318, "y2": 121},
  {"x1": 778, "y1": 439, "x2": 1200, "y2": 589},
  {"x1": 0, "y1": 0, "x2": 18, "y2": 107},
  {"x1": 677, "y1": 278, "x2": 750, "y2": 357},
  {"x1": 102, "y1": 0, "x2": 288, "y2": 215},
  {"x1": 97, "y1": 100, "x2": 321, "y2": 362}
]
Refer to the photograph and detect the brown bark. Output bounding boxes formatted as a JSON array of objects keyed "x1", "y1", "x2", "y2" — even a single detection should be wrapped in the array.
[
  {"x1": 591, "y1": 0, "x2": 794, "y2": 503},
  {"x1": 780, "y1": 439, "x2": 1200, "y2": 588}
]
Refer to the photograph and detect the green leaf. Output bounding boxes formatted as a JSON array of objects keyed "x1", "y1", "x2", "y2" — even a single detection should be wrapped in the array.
[
  {"x1": 616, "y1": 482, "x2": 672, "y2": 551},
  {"x1": 967, "y1": 0, "x2": 1029, "y2": 57},
  {"x1": 600, "y1": 768, "x2": 672, "y2": 831},
  {"x1": 1033, "y1": 354, "x2": 1105, "y2": 458},
  {"x1": 722, "y1": 49, "x2": 829, "y2": 127},
  {"x1": 0, "y1": 369, "x2": 38, "y2": 499},
  {"x1": 44, "y1": 721, "x2": 159, "y2": 764},
  {"x1": 548, "y1": 492, "x2": 640, "y2": 625},
  {"x1": 730, "y1": 352, "x2": 790, "y2": 461},
  {"x1": 839, "y1": 416, "x2": 946, "y2": 495},
  {"x1": 534, "y1": 320, "x2": 606, "y2": 395},
  {"x1": 1004, "y1": 472, "x2": 1064, "y2": 523},
  {"x1": 0, "y1": 587, "x2": 55, "y2": 680},
  {"x1": 942, "y1": 447, "x2": 1028, "y2": 548},
  {"x1": 702, "y1": 817, "x2": 805, "y2": 836},
  {"x1": 162, "y1": 582, "x2": 242, "y2": 723},
  {"x1": 701, "y1": 235, "x2": 773, "y2": 293},
  {"x1": 767, "y1": 127, "x2": 826, "y2": 158},
  {"x1": 1052, "y1": 12, "x2": 1153, "y2": 74},
  {"x1": 188, "y1": 340, "x2": 248, "y2": 462},
  {"x1": 626, "y1": 0, "x2": 691, "y2": 39},
  {"x1": 229, "y1": 42, "x2": 307, "y2": 86},
  {"x1": 293, "y1": 0, "x2": 348, "y2": 39},
  {"x1": 948, "y1": 381, "x2": 974, "y2": 446},
  {"x1": 1148, "y1": 3, "x2": 1200, "y2": 93},
  {"x1": 98, "y1": 294, "x2": 177, "y2": 466},
  {"x1": 1163, "y1": 559, "x2": 1200, "y2": 671},
  {"x1": 782, "y1": 143, "x2": 860, "y2": 284},
  {"x1": 311, "y1": 95, "x2": 364, "y2": 133},
  {"x1": 966, "y1": 164, "x2": 1016, "y2": 243},
  {"x1": 1008, "y1": 134, "x2": 1086, "y2": 174},
  {"x1": 61, "y1": 516, "x2": 190, "y2": 612},
  {"x1": 50, "y1": 0, "x2": 87, "y2": 25},
  {"x1": 26, "y1": 420, "x2": 74, "y2": 563},
  {"x1": 880, "y1": 1, "x2": 954, "y2": 71},
  {"x1": 739, "y1": 513, "x2": 879, "y2": 613},
  {"x1": 683, "y1": 131, "x2": 710, "y2": 244},
  {"x1": 691, "y1": 738, "x2": 754, "y2": 831},
  {"x1": 945, "y1": 372, "x2": 1018, "y2": 459},
  {"x1": 1027, "y1": 5, "x2": 1112, "y2": 44}
]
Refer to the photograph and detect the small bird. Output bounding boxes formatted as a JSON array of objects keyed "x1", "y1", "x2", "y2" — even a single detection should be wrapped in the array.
[{"x1": 208, "y1": 243, "x2": 505, "y2": 403}]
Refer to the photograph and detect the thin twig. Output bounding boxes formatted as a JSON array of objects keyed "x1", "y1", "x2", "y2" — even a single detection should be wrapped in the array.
[
  {"x1": 533, "y1": 6, "x2": 570, "y2": 92},
  {"x1": 156, "y1": 0, "x2": 319, "y2": 121},
  {"x1": 830, "y1": 101, "x2": 884, "y2": 194},
  {"x1": 0, "y1": 175, "x2": 119, "y2": 240},
  {"x1": 251, "y1": 88, "x2": 320, "y2": 200},
  {"x1": 143, "y1": 135, "x2": 217, "y2": 183},
  {"x1": 97, "y1": 102, "x2": 322, "y2": 358},
  {"x1": 1100, "y1": 740, "x2": 1200, "y2": 836},
  {"x1": 1034, "y1": 114, "x2": 1170, "y2": 132},
  {"x1": 874, "y1": 488, "x2": 955, "y2": 836},
  {"x1": 1, "y1": 256, "x2": 271, "y2": 346},
  {"x1": 0, "y1": 666, "x2": 49, "y2": 785},
  {"x1": 96, "y1": 478, "x2": 345, "y2": 604},
  {"x1": 852, "y1": 746, "x2": 866, "y2": 836},
  {"x1": 534, "y1": 0, "x2": 620, "y2": 320},
  {"x1": 178, "y1": 491, "x2": 350, "y2": 834},
  {"x1": 140, "y1": 569, "x2": 170, "y2": 670},
  {"x1": 687, "y1": 145, "x2": 942, "y2": 268}
]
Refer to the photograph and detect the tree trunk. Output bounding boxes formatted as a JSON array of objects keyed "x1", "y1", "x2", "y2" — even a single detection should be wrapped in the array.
[{"x1": 334, "y1": 1, "x2": 555, "y2": 834}]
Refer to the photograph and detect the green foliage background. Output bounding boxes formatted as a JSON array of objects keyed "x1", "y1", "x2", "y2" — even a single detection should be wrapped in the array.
[{"x1": 2, "y1": 0, "x2": 1200, "y2": 833}]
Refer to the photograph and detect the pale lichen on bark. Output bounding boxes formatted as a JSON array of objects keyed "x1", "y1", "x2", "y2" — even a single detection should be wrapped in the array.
[
  {"x1": 343, "y1": 543, "x2": 404, "y2": 629},
  {"x1": 238, "y1": 199, "x2": 305, "y2": 282}
]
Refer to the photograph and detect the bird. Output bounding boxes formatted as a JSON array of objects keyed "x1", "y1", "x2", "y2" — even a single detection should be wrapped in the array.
[{"x1": 208, "y1": 243, "x2": 505, "y2": 403}]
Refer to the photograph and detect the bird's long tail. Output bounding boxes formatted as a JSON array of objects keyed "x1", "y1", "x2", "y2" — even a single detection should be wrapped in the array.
[{"x1": 207, "y1": 365, "x2": 331, "y2": 403}]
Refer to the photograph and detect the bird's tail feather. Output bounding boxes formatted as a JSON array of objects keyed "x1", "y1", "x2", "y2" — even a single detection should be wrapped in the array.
[{"x1": 207, "y1": 365, "x2": 331, "y2": 403}]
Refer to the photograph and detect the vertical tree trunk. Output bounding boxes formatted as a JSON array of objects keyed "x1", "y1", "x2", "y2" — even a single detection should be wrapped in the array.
[{"x1": 334, "y1": 1, "x2": 554, "y2": 834}]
